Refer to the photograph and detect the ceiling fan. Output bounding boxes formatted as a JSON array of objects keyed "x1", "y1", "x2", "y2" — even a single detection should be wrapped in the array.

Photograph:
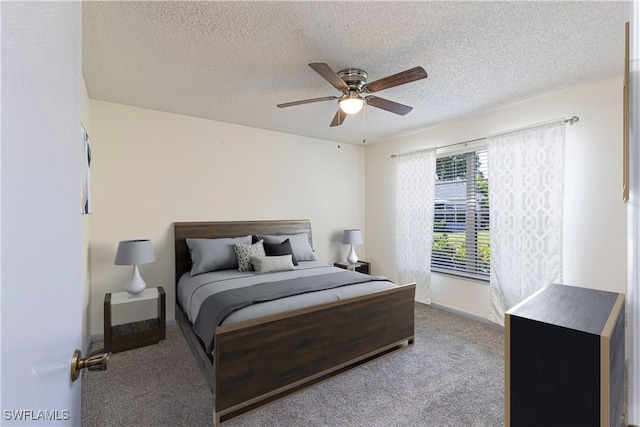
[{"x1": 277, "y1": 63, "x2": 428, "y2": 127}]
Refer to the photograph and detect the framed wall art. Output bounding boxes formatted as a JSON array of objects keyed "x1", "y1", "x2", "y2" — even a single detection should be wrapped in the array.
[{"x1": 81, "y1": 124, "x2": 92, "y2": 214}]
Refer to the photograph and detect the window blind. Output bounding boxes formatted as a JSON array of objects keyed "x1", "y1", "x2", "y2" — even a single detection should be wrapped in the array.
[{"x1": 432, "y1": 149, "x2": 490, "y2": 280}]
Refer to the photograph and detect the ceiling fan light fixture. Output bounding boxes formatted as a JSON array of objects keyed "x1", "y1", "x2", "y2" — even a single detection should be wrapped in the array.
[
  {"x1": 278, "y1": 63, "x2": 427, "y2": 127},
  {"x1": 339, "y1": 93, "x2": 364, "y2": 115}
]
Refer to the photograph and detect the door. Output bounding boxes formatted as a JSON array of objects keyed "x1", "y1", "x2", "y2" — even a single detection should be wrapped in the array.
[{"x1": 1, "y1": 1, "x2": 84, "y2": 424}]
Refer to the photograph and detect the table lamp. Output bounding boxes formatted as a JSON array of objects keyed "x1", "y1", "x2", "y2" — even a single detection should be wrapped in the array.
[
  {"x1": 342, "y1": 229, "x2": 363, "y2": 264},
  {"x1": 115, "y1": 239, "x2": 155, "y2": 294}
]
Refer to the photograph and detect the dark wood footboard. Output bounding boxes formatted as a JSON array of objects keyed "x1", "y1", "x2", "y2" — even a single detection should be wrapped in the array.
[{"x1": 215, "y1": 283, "x2": 415, "y2": 424}]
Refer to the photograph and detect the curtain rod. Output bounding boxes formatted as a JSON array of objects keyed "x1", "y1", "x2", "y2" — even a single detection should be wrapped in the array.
[{"x1": 390, "y1": 115, "x2": 579, "y2": 158}]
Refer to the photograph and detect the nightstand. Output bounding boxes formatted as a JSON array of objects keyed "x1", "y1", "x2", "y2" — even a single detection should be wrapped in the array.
[
  {"x1": 334, "y1": 261, "x2": 370, "y2": 275},
  {"x1": 104, "y1": 287, "x2": 165, "y2": 353}
]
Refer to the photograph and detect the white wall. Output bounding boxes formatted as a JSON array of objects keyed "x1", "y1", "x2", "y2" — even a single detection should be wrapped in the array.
[
  {"x1": 365, "y1": 77, "x2": 626, "y2": 319},
  {"x1": 87, "y1": 100, "x2": 366, "y2": 335}
]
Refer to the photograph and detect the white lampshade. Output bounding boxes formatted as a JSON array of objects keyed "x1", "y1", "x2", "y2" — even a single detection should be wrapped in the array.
[
  {"x1": 339, "y1": 94, "x2": 364, "y2": 115},
  {"x1": 342, "y1": 229, "x2": 363, "y2": 264},
  {"x1": 115, "y1": 240, "x2": 155, "y2": 294}
]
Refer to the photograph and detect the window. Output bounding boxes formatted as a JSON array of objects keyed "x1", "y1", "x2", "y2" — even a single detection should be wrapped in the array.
[{"x1": 432, "y1": 149, "x2": 490, "y2": 281}]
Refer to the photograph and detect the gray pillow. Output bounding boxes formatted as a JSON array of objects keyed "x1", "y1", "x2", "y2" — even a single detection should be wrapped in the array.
[
  {"x1": 257, "y1": 233, "x2": 317, "y2": 261},
  {"x1": 250, "y1": 255, "x2": 296, "y2": 274},
  {"x1": 187, "y1": 235, "x2": 252, "y2": 275},
  {"x1": 233, "y1": 240, "x2": 266, "y2": 272}
]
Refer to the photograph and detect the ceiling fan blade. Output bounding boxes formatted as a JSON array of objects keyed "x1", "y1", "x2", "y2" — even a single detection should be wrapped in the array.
[
  {"x1": 309, "y1": 63, "x2": 349, "y2": 91},
  {"x1": 277, "y1": 96, "x2": 338, "y2": 108},
  {"x1": 363, "y1": 66, "x2": 428, "y2": 93},
  {"x1": 330, "y1": 109, "x2": 347, "y2": 127},
  {"x1": 365, "y1": 96, "x2": 413, "y2": 115}
]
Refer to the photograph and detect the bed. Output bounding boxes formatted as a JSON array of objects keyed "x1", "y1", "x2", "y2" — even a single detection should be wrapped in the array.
[{"x1": 174, "y1": 219, "x2": 415, "y2": 425}]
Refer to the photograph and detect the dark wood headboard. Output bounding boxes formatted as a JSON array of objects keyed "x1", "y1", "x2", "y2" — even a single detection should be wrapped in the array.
[{"x1": 174, "y1": 219, "x2": 313, "y2": 289}]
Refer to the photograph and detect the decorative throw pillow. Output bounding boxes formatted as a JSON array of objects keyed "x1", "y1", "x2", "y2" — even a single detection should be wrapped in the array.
[
  {"x1": 233, "y1": 240, "x2": 266, "y2": 272},
  {"x1": 263, "y1": 238, "x2": 298, "y2": 266},
  {"x1": 250, "y1": 255, "x2": 296, "y2": 274}
]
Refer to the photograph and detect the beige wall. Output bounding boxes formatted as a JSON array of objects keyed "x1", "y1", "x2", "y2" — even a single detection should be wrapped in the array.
[
  {"x1": 87, "y1": 76, "x2": 626, "y2": 333},
  {"x1": 87, "y1": 100, "x2": 366, "y2": 336},
  {"x1": 365, "y1": 77, "x2": 626, "y2": 319}
]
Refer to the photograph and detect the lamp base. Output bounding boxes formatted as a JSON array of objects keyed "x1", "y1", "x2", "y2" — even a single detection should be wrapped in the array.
[
  {"x1": 346, "y1": 245, "x2": 359, "y2": 264},
  {"x1": 124, "y1": 265, "x2": 147, "y2": 294}
]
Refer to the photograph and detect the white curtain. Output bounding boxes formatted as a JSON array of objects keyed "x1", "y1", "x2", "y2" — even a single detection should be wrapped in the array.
[
  {"x1": 488, "y1": 120, "x2": 565, "y2": 325},
  {"x1": 395, "y1": 149, "x2": 436, "y2": 304}
]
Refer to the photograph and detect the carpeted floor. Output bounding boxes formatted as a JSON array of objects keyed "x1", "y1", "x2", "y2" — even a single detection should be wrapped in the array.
[{"x1": 82, "y1": 304, "x2": 504, "y2": 426}]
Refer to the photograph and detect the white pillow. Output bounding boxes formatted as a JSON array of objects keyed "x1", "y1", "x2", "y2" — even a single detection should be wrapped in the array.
[{"x1": 250, "y1": 255, "x2": 296, "y2": 274}]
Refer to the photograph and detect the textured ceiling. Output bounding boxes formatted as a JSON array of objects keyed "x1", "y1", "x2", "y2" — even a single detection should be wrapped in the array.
[{"x1": 83, "y1": 1, "x2": 630, "y2": 145}]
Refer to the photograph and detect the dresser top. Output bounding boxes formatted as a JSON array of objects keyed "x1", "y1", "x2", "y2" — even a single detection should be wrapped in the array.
[{"x1": 507, "y1": 284, "x2": 621, "y2": 335}]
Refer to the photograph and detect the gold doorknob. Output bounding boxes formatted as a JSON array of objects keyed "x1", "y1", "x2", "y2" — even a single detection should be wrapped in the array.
[{"x1": 70, "y1": 349, "x2": 109, "y2": 382}]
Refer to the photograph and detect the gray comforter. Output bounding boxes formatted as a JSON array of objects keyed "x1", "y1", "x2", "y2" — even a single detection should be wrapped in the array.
[{"x1": 194, "y1": 270, "x2": 391, "y2": 353}]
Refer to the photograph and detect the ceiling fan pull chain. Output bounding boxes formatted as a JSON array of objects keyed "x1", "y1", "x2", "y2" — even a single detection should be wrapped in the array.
[{"x1": 362, "y1": 104, "x2": 367, "y2": 144}]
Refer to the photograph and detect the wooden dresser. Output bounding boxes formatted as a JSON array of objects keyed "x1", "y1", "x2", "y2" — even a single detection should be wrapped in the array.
[{"x1": 505, "y1": 283, "x2": 625, "y2": 427}]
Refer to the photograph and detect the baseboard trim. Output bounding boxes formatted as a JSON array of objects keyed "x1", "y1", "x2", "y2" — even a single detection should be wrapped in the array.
[{"x1": 427, "y1": 301, "x2": 501, "y2": 328}]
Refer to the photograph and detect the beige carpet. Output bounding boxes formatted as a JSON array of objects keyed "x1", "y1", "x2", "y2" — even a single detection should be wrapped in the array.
[{"x1": 82, "y1": 304, "x2": 504, "y2": 426}]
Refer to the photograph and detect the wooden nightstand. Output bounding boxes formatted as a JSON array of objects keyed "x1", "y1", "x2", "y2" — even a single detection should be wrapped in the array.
[
  {"x1": 104, "y1": 287, "x2": 165, "y2": 353},
  {"x1": 334, "y1": 261, "x2": 370, "y2": 275}
]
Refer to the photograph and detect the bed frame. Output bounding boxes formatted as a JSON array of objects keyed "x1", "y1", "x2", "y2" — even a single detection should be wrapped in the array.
[{"x1": 174, "y1": 219, "x2": 415, "y2": 425}]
